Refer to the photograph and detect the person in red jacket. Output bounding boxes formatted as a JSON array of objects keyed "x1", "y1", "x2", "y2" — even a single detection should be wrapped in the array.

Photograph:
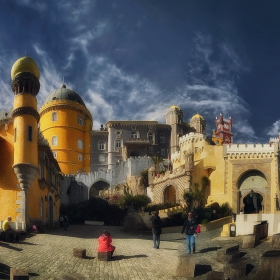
[{"x1": 97, "y1": 230, "x2": 115, "y2": 256}]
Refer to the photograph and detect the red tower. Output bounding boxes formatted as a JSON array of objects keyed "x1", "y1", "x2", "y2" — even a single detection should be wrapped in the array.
[{"x1": 212, "y1": 114, "x2": 233, "y2": 145}]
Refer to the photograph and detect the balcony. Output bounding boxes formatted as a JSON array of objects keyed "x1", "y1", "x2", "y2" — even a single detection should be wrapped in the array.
[{"x1": 124, "y1": 138, "x2": 151, "y2": 145}]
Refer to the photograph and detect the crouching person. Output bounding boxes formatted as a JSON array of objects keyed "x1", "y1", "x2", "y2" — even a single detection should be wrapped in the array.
[
  {"x1": 2, "y1": 216, "x2": 19, "y2": 242},
  {"x1": 97, "y1": 230, "x2": 115, "y2": 257}
]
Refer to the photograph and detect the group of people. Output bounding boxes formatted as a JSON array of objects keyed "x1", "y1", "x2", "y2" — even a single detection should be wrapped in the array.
[{"x1": 2, "y1": 212, "x2": 198, "y2": 256}]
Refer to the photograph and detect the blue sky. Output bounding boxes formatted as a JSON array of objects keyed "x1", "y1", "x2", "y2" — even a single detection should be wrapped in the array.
[{"x1": 1, "y1": 0, "x2": 280, "y2": 143}]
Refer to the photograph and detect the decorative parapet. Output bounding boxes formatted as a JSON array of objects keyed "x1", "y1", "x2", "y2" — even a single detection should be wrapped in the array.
[
  {"x1": 223, "y1": 143, "x2": 278, "y2": 158},
  {"x1": 151, "y1": 166, "x2": 185, "y2": 185},
  {"x1": 179, "y1": 132, "x2": 206, "y2": 145}
]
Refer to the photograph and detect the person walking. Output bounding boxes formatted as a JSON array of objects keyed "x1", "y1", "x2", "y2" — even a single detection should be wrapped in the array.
[
  {"x1": 181, "y1": 212, "x2": 198, "y2": 254},
  {"x1": 149, "y1": 211, "x2": 162, "y2": 249}
]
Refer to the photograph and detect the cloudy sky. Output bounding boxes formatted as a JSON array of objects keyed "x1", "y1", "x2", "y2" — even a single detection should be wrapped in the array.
[{"x1": 1, "y1": 0, "x2": 280, "y2": 143}]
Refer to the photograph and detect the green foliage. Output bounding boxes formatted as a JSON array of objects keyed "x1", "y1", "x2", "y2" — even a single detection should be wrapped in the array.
[
  {"x1": 161, "y1": 210, "x2": 186, "y2": 227},
  {"x1": 61, "y1": 197, "x2": 126, "y2": 225},
  {"x1": 183, "y1": 181, "x2": 206, "y2": 212},
  {"x1": 193, "y1": 202, "x2": 233, "y2": 224},
  {"x1": 118, "y1": 194, "x2": 151, "y2": 211},
  {"x1": 144, "y1": 202, "x2": 180, "y2": 213}
]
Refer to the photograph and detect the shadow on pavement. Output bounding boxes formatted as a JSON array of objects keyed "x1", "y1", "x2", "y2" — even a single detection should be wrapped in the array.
[
  {"x1": 0, "y1": 263, "x2": 10, "y2": 279},
  {"x1": 0, "y1": 242, "x2": 23, "y2": 251},
  {"x1": 112, "y1": 254, "x2": 148, "y2": 260},
  {"x1": 194, "y1": 264, "x2": 212, "y2": 276},
  {"x1": 199, "y1": 246, "x2": 222, "y2": 253}
]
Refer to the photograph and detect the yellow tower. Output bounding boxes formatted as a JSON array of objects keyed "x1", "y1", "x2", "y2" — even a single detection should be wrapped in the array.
[
  {"x1": 11, "y1": 56, "x2": 40, "y2": 223},
  {"x1": 39, "y1": 84, "x2": 92, "y2": 174}
]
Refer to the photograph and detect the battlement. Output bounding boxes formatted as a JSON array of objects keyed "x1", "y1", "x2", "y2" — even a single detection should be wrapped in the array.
[
  {"x1": 179, "y1": 132, "x2": 205, "y2": 144},
  {"x1": 171, "y1": 151, "x2": 180, "y2": 161},
  {"x1": 224, "y1": 143, "x2": 278, "y2": 158}
]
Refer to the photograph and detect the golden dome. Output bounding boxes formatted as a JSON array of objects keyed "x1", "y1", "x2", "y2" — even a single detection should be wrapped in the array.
[
  {"x1": 11, "y1": 56, "x2": 40, "y2": 80},
  {"x1": 169, "y1": 105, "x2": 181, "y2": 110},
  {"x1": 191, "y1": 113, "x2": 204, "y2": 120}
]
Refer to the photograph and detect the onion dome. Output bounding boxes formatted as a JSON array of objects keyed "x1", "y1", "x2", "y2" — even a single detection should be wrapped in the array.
[
  {"x1": 44, "y1": 84, "x2": 86, "y2": 106},
  {"x1": 191, "y1": 113, "x2": 204, "y2": 120},
  {"x1": 11, "y1": 56, "x2": 40, "y2": 80},
  {"x1": 169, "y1": 105, "x2": 181, "y2": 110}
]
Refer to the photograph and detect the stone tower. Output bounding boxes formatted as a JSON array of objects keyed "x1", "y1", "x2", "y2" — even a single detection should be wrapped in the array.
[
  {"x1": 11, "y1": 56, "x2": 40, "y2": 224},
  {"x1": 165, "y1": 105, "x2": 184, "y2": 154},
  {"x1": 190, "y1": 113, "x2": 206, "y2": 134}
]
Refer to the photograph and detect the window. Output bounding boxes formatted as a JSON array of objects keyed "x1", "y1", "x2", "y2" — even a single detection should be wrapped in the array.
[
  {"x1": 78, "y1": 139, "x2": 83, "y2": 149},
  {"x1": 78, "y1": 154, "x2": 83, "y2": 161},
  {"x1": 99, "y1": 155, "x2": 105, "y2": 162},
  {"x1": 98, "y1": 141, "x2": 105, "y2": 150},
  {"x1": 77, "y1": 115, "x2": 83, "y2": 126},
  {"x1": 160, "y1": 134, "x2": 165, "y2": 143},
  {"x1": 28, "y1": 126, "x2": 33, "y2": 142},
  {"x1": 148, "y1": 132, "x2": 154, "y2": 142},
  {"x1": 115, "y1": 139, "x2": 121, "y2": 149},
  {"x1": 52, "y1": 112, "x2": 58, "y2": 122},
  {"x1": 161, "y1": 148, "x2": 165, "y2": 156},
  {"x1": 149, "y1": 146, "x2": 154, "y2": 153},
  {"x1": 52, "y1": 136, "x2": 58, "y2": 146},
  {"x1": 130, "y1": 131, "x2": 138, "y2": 138},
  {"x1": 53, "y1": 151, "x2": 57, "y2": 158}
]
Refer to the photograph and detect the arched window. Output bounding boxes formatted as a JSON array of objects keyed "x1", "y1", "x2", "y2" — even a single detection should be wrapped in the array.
[
  {"x1": 77, "y1": 115, "x2": 83, "y2": 126},
  {"x1": 161, "y1": 148, "x2": 165, "y2": 156},
  {"x1": 78, "y1": 139, "x2": 83, "y2": 149},
  {"x1": 115, "y1": 139, "x2": 122, "y2": 149},
  {"x1": 160, "y1": 134, "x2": 165, "y2": 143},
  {"x1": 148, "y1": 132, "x2": 154, "y2": 142},
  {"x1": 52, "y1": 136, "x2": 58, "y2": 146},
  {"x1": 78, "y1": 154, "x2": 83, "y2": 161},
  {"x1": 52, "y1": 112, "x2": 58, "y2": 122},
  {"x1": 130, "y1": 131, "x2": 138, "y2": 138}
]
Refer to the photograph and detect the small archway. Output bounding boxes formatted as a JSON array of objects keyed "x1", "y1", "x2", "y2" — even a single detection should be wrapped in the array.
[
  {"x1": 89, "y1": 180, "x2": 110, "y2": 198},
  {"x1": 164, "y1": 185, "x2": 176, "y2": 203}
]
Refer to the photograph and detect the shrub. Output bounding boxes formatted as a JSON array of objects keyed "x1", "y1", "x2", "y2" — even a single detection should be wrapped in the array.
[{"x1": 118, "y1": 194, "x2": 151, "y2": 211}]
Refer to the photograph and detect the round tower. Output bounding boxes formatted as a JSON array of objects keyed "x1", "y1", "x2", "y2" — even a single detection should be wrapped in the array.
[
  {"x1": 39, "y1": 84, "x2": 92, "y2": 175},
  {"x1": 11, "y1": 56, "x2": 40, "y2": 224}
]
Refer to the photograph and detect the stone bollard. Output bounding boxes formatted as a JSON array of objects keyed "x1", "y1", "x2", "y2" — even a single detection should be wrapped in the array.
[
  {"x1": 10, "y1": 268, "x2": 29, "y2": 280},
  {"x1": 223, "y1": 257, "x2": 247, "y2": 279},
  {"x1": 206, "y1": 271, "x2": 225, "y2": 280},
  {"x1": 174, "y1": 254, "x2": 196, "y2": 277},
  {"x1": 272, "y1": 234, "x2": 280, "y2": 248},
  {"x1": 242, "y1": 234, "x2": 260, "y2": 248},
  {"x1": 73, "y1": 248, "x2": 86, "y2": 258},
  {"x1": 256, "y1": 250, "x2": 280, "y2": 279},
  {"x1": 97, "y1": 251, "x2": 112, "y2": 261},
  {"x1": 216, "y1": 244, "x2": 240, "y2": 263}
]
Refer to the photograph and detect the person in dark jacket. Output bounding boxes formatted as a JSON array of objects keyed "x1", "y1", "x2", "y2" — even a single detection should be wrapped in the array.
[
  {"x1": 181, "y1": 212, "x2": 198, "y2": 253},
  {"x1": 149, "y1": 211, "x2": 162, "y2": 249}
]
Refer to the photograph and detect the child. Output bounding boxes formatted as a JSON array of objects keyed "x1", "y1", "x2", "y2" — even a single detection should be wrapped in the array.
[{"x1": 97, "y1": 230, "x2": 115, "y2": 257}]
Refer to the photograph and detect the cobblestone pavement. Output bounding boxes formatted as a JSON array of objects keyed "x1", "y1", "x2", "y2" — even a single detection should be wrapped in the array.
[{"x1": 0, "y1": 224, "x2": 273, "y2": 279}]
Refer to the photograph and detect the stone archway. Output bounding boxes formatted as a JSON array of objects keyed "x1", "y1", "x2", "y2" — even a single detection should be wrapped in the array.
[
  {"x1": 238, "y1": 170, "x2": 267, "y2": 213},
  {"x1": 164, "y1": 185, "x2": 176, "y2": 203},
  {"x1": 89, "y1": 180, "x2": 110, "y2": 198}
]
